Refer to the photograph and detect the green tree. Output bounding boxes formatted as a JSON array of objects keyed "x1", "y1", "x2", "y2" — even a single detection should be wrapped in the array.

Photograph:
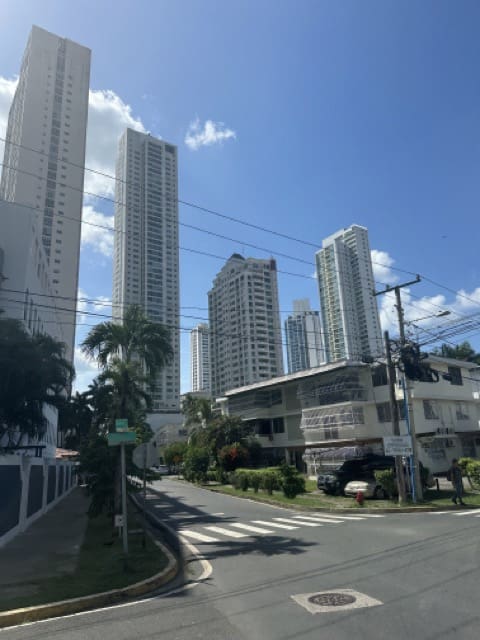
[
  {"x1": 58, "y1": 391, "x2": 93, "y2": 450},
  {"x1": 82, "y1": 304, "x2": 173, "y2": 387},
  {"x1": 432, "y1": 341, "x2": 480, "y2": 365},
  {"x1": 163, "y1": 441, "x2": 188, "y2": 468},
  {"x1": 182, "y1": 394, "x2": 214, "y2": 428},
  {"x1": 0, "y1": 317, "x2": 74, "y2": 448},
  {"x1": 183, "y1": 446, "x2": 210, "y2": 483}
]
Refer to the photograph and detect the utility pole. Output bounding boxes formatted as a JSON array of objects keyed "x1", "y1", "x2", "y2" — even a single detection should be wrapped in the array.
[
  {"x1": 374, "y1": 275, "x2": 423, "y2": 502},
  {"x1": 384, "y1": 330, "x2": 407, "y2": 504}
]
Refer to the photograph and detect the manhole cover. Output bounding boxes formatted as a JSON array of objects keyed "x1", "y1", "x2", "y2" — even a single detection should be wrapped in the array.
[{"x1": 308, "y1": 593, "x2": 356, "y2": 607}]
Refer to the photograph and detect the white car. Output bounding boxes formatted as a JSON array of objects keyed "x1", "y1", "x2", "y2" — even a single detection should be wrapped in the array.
[{"x1": 343, "y1": 479, "x2": 388, "y2": 499}]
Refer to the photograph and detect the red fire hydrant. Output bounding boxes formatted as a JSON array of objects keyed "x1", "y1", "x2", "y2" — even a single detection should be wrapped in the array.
[{"x1": 355, "y1": 490, "x2": 364, "y2": 505}]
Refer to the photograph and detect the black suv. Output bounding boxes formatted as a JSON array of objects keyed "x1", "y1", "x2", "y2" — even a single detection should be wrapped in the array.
[{"x1": 317, "y1": 455, "x2": 395, "y2": 495}]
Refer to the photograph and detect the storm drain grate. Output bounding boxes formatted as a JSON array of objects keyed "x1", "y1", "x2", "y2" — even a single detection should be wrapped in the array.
[
  {"x1": 308, "y1": 593, "x2": 356, "y2": 607},
  {"x1": 292, "y1": 589, "x2": 382, "y2": 614}
]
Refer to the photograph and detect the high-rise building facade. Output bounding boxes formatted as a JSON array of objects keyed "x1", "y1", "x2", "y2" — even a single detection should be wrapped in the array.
[
  {"x1": 208, "y1": 254, "x2": 284, "y2": 398},
  {"x1": 0, "y1": 25, "x2": 90, "y2": 362},
  {"x1": 113, "y1": 128, "x2": 180, "y2": 413},
  {"x1": 285, "y1": 299, "x2": 325, "y2": 373},
  {"x1": 316, "y1": 225, "x2": 382, "y2": 363},
  {"x1": 190, "y1": 323, "x2": 210, "y2": 393}
]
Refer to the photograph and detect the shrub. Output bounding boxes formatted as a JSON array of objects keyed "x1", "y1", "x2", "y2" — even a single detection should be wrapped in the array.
[
  {"x1": 239, "y1": 474, "x2": 249, "y2": 491},
  {"x1": 250, "y1": 472, "x2": 261, "y2": 493},
  {"x1": 261, "y1": 469, "x2": 282, "y2": 495},
  {"x1": 279, "y1": 464, "x2": 306, "y2": 498},
  {"x1": 374, "y1": 469, "x2": 396, "y2": 498},
  {"x1": 183, "y1": 446, "x2": 210, "y2": 483},
  {"x1": 458, "y1": 457, "x2": 480, "y2": 488},
  {"x1": 218, "y1": 443, "x2": 249, "y2": 472}
]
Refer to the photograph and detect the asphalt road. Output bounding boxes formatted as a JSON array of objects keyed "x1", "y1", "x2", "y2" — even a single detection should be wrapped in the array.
[{"x1": 2, "y1": 478, "x2": 480, "y2": 640}]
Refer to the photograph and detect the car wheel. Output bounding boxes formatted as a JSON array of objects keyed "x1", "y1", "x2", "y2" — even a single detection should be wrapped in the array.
[{"x1": 374, "y1": 486, "x2": 387, "y2": 500}]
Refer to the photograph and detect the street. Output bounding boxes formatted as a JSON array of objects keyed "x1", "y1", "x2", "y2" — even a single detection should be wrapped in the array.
[{"x1": 2, "y1": 478, "x2": 480, "y2": 640}]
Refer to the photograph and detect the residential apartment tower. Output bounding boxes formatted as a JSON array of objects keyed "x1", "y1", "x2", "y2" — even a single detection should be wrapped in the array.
[
  {"x1": 190, "y1": 323, "x2": 210, "y2": 393},
  {"x1": 208, "y1": 254, "x2": 284, "y2": 398},
  {"x1": 113, "y1": 129, "x2": 180, "y2": 414},
  {"x1": 285, "y1": 299, "x2": 325, "y2": 373},
  {"x1": 315, "y1": 225, "x2": 382, "y2": 363}
]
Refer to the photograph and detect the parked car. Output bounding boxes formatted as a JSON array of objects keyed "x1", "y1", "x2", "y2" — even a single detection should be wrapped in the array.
[
  {"x1": 152, "y1": 464, "x2": 169, "y2": 475},
  {"x1": 317, "y1": 455, "x2": 395, "y2": 495},
  {"x1": 344, "y1": 479, "x2": 388, "y2": 499}
]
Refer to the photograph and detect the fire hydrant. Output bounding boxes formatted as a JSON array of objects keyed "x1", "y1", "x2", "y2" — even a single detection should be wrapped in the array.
[{"x1": 355, "y1": 490, "x2": 364, "y2": 506}]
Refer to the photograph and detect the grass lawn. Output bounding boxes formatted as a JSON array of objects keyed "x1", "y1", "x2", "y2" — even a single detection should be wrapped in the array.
[
  {"x1": 206, "y1": 483, "x2": 480, "y2": 511},
  {"x1": 0, "y1": 503, "x2": 169, "y2": 613}
]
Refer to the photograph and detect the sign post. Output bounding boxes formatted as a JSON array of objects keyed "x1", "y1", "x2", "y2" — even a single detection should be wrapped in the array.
[
  {"x1": 132, "y1": 442, "x2": 159, "y2": 548},
  {"x1": 108, "y1": 419, "x2": 136, "y2": 558}
]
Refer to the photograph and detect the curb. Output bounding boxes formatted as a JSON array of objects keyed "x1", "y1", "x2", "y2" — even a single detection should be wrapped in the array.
[{"x1": 0, "y1": 532, "x2": 178, "y2": 629}]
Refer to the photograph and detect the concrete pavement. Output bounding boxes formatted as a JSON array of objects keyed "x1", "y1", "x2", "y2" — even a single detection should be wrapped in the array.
[{"x1": 0, "y1": 488, "x2": 90, "y2": 608}]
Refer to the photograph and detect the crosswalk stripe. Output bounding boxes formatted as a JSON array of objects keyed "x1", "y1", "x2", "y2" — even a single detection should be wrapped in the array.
[
  {"x1": 230, "y1": 523, "x2": 274, "y2": 534},
  {"x1": 274, "y1": 517, "x2": 322, "y2": 527},
  {"x1": 352, "y1": 513, "x2": 384, "y2": 518},
  {"x1": 180, "y1": 530, "x2": 219, "y2": 543},
  {"x1": 204, "y1": 525, "x2": 249, "y2": 538},
  {"x1": 309, "y1": 514, "x2": 366, "y2": 521},
  {"x1": 454, "y1": 508, "x2": 480, "y2": 517},
  {"x1": 252, "y1": 520, "x2": 299, "y2": 530},
  {"x1": 292, "y1": 515, "x2": 344, "y2": 524}
]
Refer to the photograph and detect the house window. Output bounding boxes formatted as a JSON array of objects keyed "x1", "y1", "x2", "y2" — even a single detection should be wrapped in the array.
[
  {"x1": 455, "y1": 402, "x2": 469, "y2": 420},
  {"x1": 423, "y1": 400, "x2": 439, "y2": 420},
  {"x1": 376, "y1": 402, "x2": 391, "y2": 423},
  {"x1": 372, "y1": 364, "x2": 388, "y2": 387},
  {"x1": 448, "y1": 366, "x2": 463, "y2": 386},
  {"x1": 273, "y1": 417, "x2": 285, "y2": 434}
]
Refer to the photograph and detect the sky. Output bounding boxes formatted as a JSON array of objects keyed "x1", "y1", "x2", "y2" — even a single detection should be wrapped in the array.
[{"x1": 1, "y1": 0, "x2": 480, "y2": 393}]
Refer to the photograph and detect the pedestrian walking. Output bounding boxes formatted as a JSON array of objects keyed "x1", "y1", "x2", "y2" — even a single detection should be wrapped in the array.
[{"x1": 447, "y1": 459, "x2": 466, "y2": 506}]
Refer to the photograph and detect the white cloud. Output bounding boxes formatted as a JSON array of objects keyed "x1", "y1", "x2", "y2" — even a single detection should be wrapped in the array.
[
  {"x1": 81, "y1": 204, "x2": 114, "y2": 256},
  {"x1": 370, "y1": 249, "x2": 399, "y2": 286},
  {"x1": 0, "y1": 76, "x2": 17, "y2": 161},
  {"x1": 85, "y1": 89, "x2": 146, "y2": 197},
  {"x1": 73, "y1": 346, "x2": 100, "y2": 393},
  {"x1": 185, "y1": 118, "x2": 236, "y2": 150}
]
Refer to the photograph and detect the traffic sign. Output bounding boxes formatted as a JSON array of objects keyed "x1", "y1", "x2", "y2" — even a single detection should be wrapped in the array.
[
  {"x1": 108, "y1": 431, "x2": 136, "y2": 446},
  {"x1": 383, "y1": 435, "x2": 413, "y2": 456},
  {"x1": 114, "y1": 514, "x2": 124, "y2": 527},
  {"x1": 132, "y1": 442, "x2": 159, "y2": 469},
  {"x1": 115, "y1": 418, "x2": 129, "y2": 433}
]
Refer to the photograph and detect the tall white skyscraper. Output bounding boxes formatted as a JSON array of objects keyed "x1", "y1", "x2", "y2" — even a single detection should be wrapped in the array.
[
  {"x1": 113, "y1": 128, "x2": 180, "y2": 414},
  {"x1": 208, "y1": 254, "x2": 284, "y2": 398},
  {"x1": 0, "y1": 25, "x2": 90, "y2": 362},
  {"x1": 285, "y1": 299, "x2": 325, "y2": 373},
  {"x1": 190, "y1": 323, "x2": 210, "y2": 393},
  {"x1": 316, "y1": 225, "x2": 382, "y2": 363}
]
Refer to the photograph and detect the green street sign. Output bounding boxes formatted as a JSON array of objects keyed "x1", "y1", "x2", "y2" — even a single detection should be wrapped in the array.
[
  {"x1": 115, "y1": 418, "x2": 129, "y2": 433},
  {"x1": 108, "y1": 432, "x2": 136, "y2": 447}
]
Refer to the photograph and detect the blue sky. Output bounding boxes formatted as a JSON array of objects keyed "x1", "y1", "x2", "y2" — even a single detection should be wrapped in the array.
[{"x1": 1, "y1": 0, "x2": 479, "y2": 392}]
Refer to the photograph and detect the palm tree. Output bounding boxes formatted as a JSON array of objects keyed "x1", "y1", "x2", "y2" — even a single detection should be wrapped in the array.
[
  {"x1": 0, "y1": 317, "x2": 74, "y2": 448},
  {"x1": 81, "y1": 305, "x2": 172, "y2": 386}
]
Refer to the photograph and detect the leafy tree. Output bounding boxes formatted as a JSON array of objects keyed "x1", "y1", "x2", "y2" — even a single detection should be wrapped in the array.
[
  {"x1": 58, "y1": 391, "x2": 93, "y2": 450},
  {"x1": 183, "y1": 446, "x2": 210, "y2": 483},
  {"x1": 0, "y1": 317, "x2": 74, "y2": 448},
  {"x1": 432, "y1": 341, "x2": 480, "y2": 365},
  {"x1": 163, "y1": 441, "x2": 188, "y2": 468},
  {"x1": 218, "y1": 442, "x2": 249, "y2": 472},
  {"x1": 79, "y1": 434, "x2": 117, "y2": 516}
]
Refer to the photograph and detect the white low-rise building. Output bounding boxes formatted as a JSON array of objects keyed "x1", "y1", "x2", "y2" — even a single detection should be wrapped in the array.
[{"x1": 220, "y1": 357, "x2": 480, "y2": 475}]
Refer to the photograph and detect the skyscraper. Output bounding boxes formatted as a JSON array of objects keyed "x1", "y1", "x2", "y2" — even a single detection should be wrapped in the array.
[
  {"x1": 0, "y1": 25, "x2": 91, "y2": 362},
  {"x1": 190, "y1": 323, "x2": 210, "y2": 393},
  {"x1": 113, "y1": 128, "x2": 180, "y2": 414},
  {"x1": 285, "y1": 299, "x2": 325, "y2": 373},
  {"x1": 316, "y1": 225, "x2": 382, "y2": 363},
  {"x1": 208, "y1": 254, "x2": 284, "y2": 398}
]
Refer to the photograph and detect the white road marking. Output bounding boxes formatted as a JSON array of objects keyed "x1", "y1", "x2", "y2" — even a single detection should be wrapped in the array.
[
  {"x1": 230, "y1": 523, "x2": 274, "y2": 534},
  {"x1": 351, "y1": 513, "x2": 385, "y2": 518},
  {"x1": 292, "y1": 515, "x2": 344, "y2": 524},
  {"x1": 454, "y1": 508, "x2": 480, "y2": 516},
  {"x1": 307, "y1": 514, "x2": 366, "y2": 521},
  {"x1": 274, "y1": 517, "x2": 322, "y2": 527},
  {"x1": 204, "y1": 525, "x2": 249, "y2": 538},
  {"x1": 252, "y1": 520, "x2": 299, "y2": 530},
  {"x1": 212, "y1": 512, "x2": 224, "y2": 516},
  {"x1": 179, "y1": 529, "x2": 219, "y2": 542}
]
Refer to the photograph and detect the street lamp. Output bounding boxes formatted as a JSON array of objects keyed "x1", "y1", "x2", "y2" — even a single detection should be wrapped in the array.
[{"x1": 406, "y1": 310, "x2": 451, "y2": 325}]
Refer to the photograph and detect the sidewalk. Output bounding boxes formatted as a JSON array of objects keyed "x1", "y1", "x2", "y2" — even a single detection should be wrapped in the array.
[{"x1": 0, "y1": 488, "x2": 90, "y2": 604}]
